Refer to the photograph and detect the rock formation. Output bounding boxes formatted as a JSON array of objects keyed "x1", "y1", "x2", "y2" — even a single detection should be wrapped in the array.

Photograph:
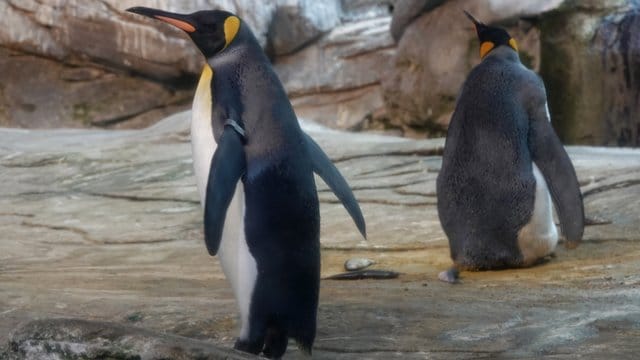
[
  {"x1": 381, "y1": 0, "x2": 563, "y2": 137},
  {"x1": 1, "y1": 0, "x2": 638, "y2": 145},
  {"x1": 0, "y1": 0, "x2": 395, "y2": 130},
  {"x1": 540, "y1": 0, "x2": 640, "y2": 146},
  {"x1": 0, "y1": 0, "x2": 277, "y2": 128}
]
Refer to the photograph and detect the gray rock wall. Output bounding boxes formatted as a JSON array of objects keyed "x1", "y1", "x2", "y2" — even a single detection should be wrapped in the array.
[
  {"x1": 2, "y1": 0, "x2": 636, "y2": 146},
  {"x1": 0, "y1": 0, "x2": 277, "y2": 128},
  {"x1": 0, "y1": 0, "x2": 275, "y2": 78},
  {"x1": 540, "y1": 0, "x2": 640, "y2": 146},
  {"x1": 0, "y1": 0, "x2": 395, "y2": 130},
  {"x1": 380, "y1": 0, "x2": 560, "y2": 137}
]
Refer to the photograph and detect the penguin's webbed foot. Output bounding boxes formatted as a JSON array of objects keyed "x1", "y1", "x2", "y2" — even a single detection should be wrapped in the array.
[
  {"x1": 438, "y1": 267, "x2": 460, "y2": 284},
  {"x1": 262, "y1": 327, "x2": 288, "y2": 359},
  {"x1": 564, "y1": 240, "x2": 580, "y2": 250},
  {"x1": 234, "y1": 338, "x2": 262, "y2": 355}
]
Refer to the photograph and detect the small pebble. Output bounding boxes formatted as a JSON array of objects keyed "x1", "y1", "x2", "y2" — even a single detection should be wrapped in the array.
[
  {"x1": 438, "y1": 268, "x2": 460, "y2": 284},
  {"x1": 344, "y1": 258, "x2": 375, "y2": 271}
]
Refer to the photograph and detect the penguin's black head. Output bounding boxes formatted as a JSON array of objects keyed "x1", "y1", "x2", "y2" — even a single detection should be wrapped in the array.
[
  {"x1": 127, "y1": 7, "x2": 241, "y2": 58},
  {"x1": 464, "y1": 11, "x2": 518, "y2": 59}
]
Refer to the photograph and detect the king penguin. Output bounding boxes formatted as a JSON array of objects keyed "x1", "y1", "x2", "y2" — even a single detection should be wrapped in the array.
[
  {"x1": 127, "y1": 7, "x2": 367, "y2": 358},
  {"x1": 436, "y1": 12, "x2": 584, "y2": 283}
]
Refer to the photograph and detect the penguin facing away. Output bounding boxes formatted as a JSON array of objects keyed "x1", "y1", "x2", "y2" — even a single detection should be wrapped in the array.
[
  {"x1": 436, "y1": 12, "x2": 584, "y2": 283},
  {"x1": 127, "y1": 7, "x2": 366, "y2": 358}
]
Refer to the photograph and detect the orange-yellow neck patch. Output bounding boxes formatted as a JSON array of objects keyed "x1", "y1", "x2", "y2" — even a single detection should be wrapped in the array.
[
  {"x1": 479, "y1": 39, "x2": 519, "y2": 59},
  {"x1": 509, "y1": 38, "x2": 519, "y2": 52},
  {"x1": 479, "y1": 41, "x2": 495, "y2": 58},
  {"x1": 223, "y1": 16, "x2": 240, "y2": 49}
]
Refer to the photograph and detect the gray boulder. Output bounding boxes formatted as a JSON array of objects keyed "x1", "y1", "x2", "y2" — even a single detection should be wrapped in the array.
[
  {"x1": 390, "y1": 0, "x2": 447, "y2": 42},
  {"x1": 274, "y1": 15, "x2": 396, "y2": 130},
  {"x1": 268, "y1": 0, "x2": 342, "y2": 56}
]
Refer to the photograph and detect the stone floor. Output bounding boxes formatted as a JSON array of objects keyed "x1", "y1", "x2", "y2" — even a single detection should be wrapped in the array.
[{"x1": 1, "y1": 113, "x2": 639, "y2": 359}]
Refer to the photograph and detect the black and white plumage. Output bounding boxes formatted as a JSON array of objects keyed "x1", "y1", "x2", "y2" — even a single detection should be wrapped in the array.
[
  {"x1": 436, "y1": 13, "x2": 584, "y2": 282},
  {"x1": 127, "y1": 7, "x2": 366, "y2": 358}
]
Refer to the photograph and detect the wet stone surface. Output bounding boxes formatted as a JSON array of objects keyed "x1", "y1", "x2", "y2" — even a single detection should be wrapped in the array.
[{"x1": 1, "y1": 112, "x2": 639, "y2": 359}]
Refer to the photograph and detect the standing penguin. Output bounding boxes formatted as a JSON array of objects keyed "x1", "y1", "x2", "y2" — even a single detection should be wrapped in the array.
[
  {"x1": 436, "y1": 12, "x2": 584, "y2": 283},
  {"x1": 127, "y1": 7, "x2": 366, "y2": 358}
]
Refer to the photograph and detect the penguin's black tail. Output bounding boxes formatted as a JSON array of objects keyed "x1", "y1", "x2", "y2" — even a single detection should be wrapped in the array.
[
  {"x1": 296, "y1": 340, "x2": 313, "y2": 357},
  {"x1": 262, "y1": 326, "x2": 288, "y2": 359}
]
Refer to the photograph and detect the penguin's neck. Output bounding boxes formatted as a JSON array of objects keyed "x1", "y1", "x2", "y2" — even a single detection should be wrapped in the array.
[
  {"x1": 209, "y1": 28, "x2": 265, "y2": 71},
  {"x1": 209, "y1": 44, "x2": 248, "y2": 69},
  {"x1": 484, "y1": 46, "x2": 520, "y2": 63}
]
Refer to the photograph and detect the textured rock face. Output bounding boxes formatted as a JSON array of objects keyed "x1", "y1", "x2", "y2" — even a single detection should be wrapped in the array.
[
  {"x1": 275, "y1": 15, "x2": 396, "y2": 130},
  {"x1": 389, "y1": 0, "x2": 565, "y2": 41},
  {"x1": 0, "y1": 0, "x2": 276, "y2": 78},
  {"x1": 1, "y1": 113, "x2": 640, "y2": 358},
  {"x1": 269, "y1": 0, "x2": 399, "y2": 131},
  {"x1": 389, "y1": 0, "x2": 447, "y2": 41},
  {"x1": 0, "y1": 47, "x2": 191, "y2": 128},
  {"x1": 381, "y1": 0, "x2": 549, "y2": 136},
  {"x1": 0, "y1": 0, "x2": 397, "y2": 130},
  {"x1": 5, "y1": 319, "x2": 252, "y2": 360},
  {"x1": 540, "y1": 0, "x2": 640, "y2": 146},
  {"x1": 3, "y1": 0, "x2": 637, "y2": 143},
  {"x1": 0, "y1": 0, "x2": 278, "y2": 129},
  {"x1": 268, "y1": 0, "x2": 342, "y2": 56}
]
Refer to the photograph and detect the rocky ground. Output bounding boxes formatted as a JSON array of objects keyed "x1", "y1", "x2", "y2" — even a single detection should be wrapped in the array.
[{"x1": 1, "y1": 113, "x2": 639, "y2": 359}]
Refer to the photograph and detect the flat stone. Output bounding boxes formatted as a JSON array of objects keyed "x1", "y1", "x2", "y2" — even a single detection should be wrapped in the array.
[{"x1": 1, "y1": 112, "x2": 639, "y2": 358}]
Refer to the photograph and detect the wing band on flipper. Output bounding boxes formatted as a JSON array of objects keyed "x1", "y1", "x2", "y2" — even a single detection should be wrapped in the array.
[
  {"x1": 304, "y1": 133, "x2": 367, "y2": 239},
  {"x1": 204, "y1": 125, "x2": 246, "y2": 255},
  {"x1": 224, "y1": 118, "x2": 246, "y2": 141},
  {"x1": 529, "y1": 118, "x2": 584, "y2": 246}
]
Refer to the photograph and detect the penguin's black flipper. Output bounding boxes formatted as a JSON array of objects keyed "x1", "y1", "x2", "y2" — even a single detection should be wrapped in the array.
[
  {"x1": 303, "y1": 133, "x2": 367, "y2": 239},
  {"x1": 204, "y1": 126, "x2": 246, "y2": 256},
  {"x1": 528, "y1": 113, "x2": 584, "y2": 247}
]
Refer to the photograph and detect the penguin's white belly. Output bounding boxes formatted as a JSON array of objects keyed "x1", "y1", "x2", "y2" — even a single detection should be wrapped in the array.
[
  {"x1": 191, "y1": 65, "x2": 257, "y2": 340},
  {"x1": 517, "y1": 163, "x2": 558, "y2": 266},
  {"x1": 215, "y1": 184, "x2": 256, "y2": 340}
]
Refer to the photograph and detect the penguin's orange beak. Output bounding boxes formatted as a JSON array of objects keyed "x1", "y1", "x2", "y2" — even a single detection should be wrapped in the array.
[{"x1": 127, "y1": 6, "x2": 196, "y2": 33}]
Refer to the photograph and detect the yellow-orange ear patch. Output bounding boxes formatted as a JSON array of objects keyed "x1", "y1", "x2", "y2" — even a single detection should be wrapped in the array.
[
  {"x1": 155, "y1": 15, "x2": 196, "y2": 33},
  {"x1": 480, "y1": 41, "x2": 495, "y2": 58},
  {"x1": 509, "y1": 38, "x2": 519, "y2": 52},
  {"x1": 223, "y1": 16, "x2": 240, "y2": 49}
]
